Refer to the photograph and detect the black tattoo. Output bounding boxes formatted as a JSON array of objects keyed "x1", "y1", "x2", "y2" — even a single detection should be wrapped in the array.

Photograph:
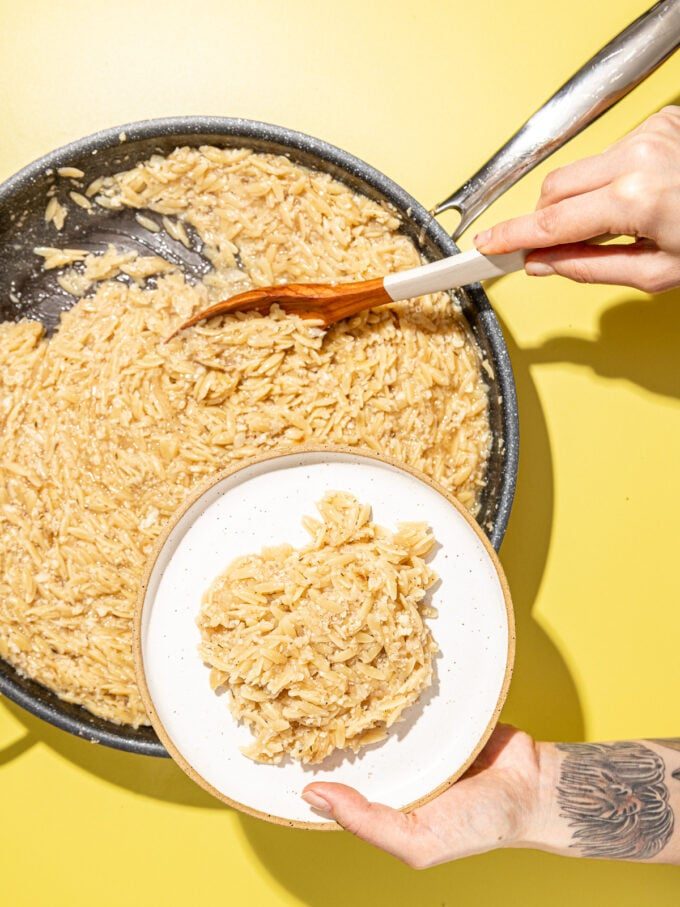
[
  {"x1": 648, "y1": 739, "x2": 680, "y2": 782},
  {"x1": 556, "y1": 742, "x2": 674, "y2": 860}
]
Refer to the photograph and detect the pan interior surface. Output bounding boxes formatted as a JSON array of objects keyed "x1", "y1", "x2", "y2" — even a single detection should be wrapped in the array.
[{"x1": 0, "y1": 117, "x2": 518, "y2": 756}]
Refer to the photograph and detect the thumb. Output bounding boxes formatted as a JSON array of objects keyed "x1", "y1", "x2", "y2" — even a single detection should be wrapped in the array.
[{"x1": 302, "y1": 782, "x2": 420, "y2": 863}]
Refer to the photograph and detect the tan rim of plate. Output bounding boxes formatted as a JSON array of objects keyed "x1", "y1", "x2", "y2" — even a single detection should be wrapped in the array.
[{"x1": 133, "y1": 444, "x2": 515, "y2": 830}]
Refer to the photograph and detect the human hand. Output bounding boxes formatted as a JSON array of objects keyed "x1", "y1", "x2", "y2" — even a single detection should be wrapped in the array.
[
  {"x1": 474, "y1": 106, "x2": 680, "y2": 293},
  {"x1": 302, "y1": 728, "x2": 680, "y2": 867},
  {"x1": 301, "y1": 725, "x2": 546, "y2": 868}
]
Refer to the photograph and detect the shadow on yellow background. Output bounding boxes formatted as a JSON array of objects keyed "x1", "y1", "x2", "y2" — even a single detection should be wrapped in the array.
[
  {"x1": 524, "y1": 288, "x2": 680, "y2": 399},
  {"x1": 233, "y1": 289, "x2": 680, "y2": 903},
  {"x1": 0, "y1": 700, "x2": 217, "y2": 807},
  {"x1": 3, "y1": 287, "x2": 680, "y2": 903}
]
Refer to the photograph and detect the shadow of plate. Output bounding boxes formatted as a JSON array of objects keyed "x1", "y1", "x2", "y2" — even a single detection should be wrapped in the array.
[{"x1": 235, "y1": 310, "x2": 588, "y2": 905}]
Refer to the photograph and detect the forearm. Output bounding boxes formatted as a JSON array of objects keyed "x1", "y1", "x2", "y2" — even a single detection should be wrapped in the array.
[{"x1": 520, "y1": 738, "x2": 680, "y2": 864}]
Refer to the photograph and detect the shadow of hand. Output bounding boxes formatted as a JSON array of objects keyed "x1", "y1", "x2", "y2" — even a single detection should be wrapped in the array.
[{"x1": 526, "y1": 288, "x2": 680, "y2": 399}]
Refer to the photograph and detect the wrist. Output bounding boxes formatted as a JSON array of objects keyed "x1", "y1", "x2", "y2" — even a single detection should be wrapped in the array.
[{"x1": 513, "y1": 741, "x2": 562, "y2": 852}]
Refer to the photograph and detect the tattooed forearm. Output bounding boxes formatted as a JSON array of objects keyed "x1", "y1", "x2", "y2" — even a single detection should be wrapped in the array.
[{"x1": 555, "y1": 742, "x2": 674, "y2": 860}]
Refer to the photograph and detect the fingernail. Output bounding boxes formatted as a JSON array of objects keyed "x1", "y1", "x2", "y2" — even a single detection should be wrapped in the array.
[
  {"x1": 474, "y1": 229, "x2": 492, "y2": 249},
  {"x1": 525, "y1": 261, "x2": 555, "y2": 277},
  {"x1": 302, "y1": 790, "x2": 332, "y2": 815}
]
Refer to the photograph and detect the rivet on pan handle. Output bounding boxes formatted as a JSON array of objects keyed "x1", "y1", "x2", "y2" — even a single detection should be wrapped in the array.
[{"x1": 434, "y1": 0, "x2": 680, "y2": 240}]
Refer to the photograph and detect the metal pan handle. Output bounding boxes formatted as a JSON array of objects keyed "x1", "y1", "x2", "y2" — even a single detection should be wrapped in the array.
[{"x1": 434, "y1": 0, "x2": 680, "y2": 239}]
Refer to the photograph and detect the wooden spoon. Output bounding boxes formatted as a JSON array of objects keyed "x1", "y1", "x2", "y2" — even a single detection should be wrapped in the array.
[{"x1": 167, "y1": 248, "x2": 526, "y2": 339}]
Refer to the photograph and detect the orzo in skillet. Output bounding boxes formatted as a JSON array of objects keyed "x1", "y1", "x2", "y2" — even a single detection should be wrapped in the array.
[{"x1": 0, "y1": 146, "x2": 490, "y2": 726}]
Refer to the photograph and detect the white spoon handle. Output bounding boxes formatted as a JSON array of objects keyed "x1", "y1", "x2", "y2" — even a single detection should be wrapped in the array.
[{"x1": 383, "y1": 249, "x2": 527, "y2": 302}]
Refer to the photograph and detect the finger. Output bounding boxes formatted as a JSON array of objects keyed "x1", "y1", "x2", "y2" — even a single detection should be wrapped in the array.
[
  {"x1": 537, "y1": 149, "x2": 620, "y2": 209},
  {"x1": 525, "y1": 242, "x2": 680, "y2": 292},
  {"x1": 460, "y1": 723, "x2": 519, "y2": 777},
  {"x1": 623, "y1": 105, "x2": 680, "y2": 141},
  {"x1": 537, "y1": 107, "x2": 680, "y2": 210},
  {"x1": 304, "y1": 766, "x2": 517, "y2": 867},
  {"x1": 302, "y1": 782, "x2": 424, "y2": 864},
  {"x1": 475, "y1": 187, "x2": 631, "y2": 254}
]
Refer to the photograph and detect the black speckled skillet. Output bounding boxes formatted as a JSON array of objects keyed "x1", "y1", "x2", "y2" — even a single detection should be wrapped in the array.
[{"x1": 1, "y1": 5, "x2": 676, "y2": 755}]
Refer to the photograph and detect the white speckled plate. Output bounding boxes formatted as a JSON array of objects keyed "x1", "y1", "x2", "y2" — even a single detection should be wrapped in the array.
[{"x1": 134, "y1": 447, "x2": 514, "y2": 829}]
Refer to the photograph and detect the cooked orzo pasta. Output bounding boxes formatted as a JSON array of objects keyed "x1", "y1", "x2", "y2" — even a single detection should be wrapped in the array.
[
  {"x1": 198, "y1": 492, "x2": 438, "y2": 764},
  {"x1": 0, "y1": 146, "x2": 490, "y2": 727}
]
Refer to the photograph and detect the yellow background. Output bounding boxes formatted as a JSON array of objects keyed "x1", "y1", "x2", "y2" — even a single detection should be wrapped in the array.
[{"x1": 1, "y1": 0, "x2": 679, "y2": 903}]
